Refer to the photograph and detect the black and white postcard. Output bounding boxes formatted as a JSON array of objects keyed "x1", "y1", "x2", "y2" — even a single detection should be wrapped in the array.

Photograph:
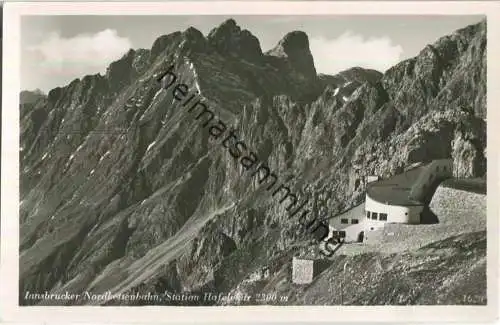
[{"x1": 1, "y1": 1, "x2": 499, "y2": 323}]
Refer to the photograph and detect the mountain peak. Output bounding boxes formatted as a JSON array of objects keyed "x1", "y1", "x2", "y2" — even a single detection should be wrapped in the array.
[
  {"x1": 276, "y1": 30, "x2": 310, "y2": 55},
  {"x1": 181, "y1": 26, "x2": 207, "y2": 52},
  {"x1": 215, "y1": 18, "x2": 239, "y2": 33},
  {"x1": 184, "y1": 26, "x2": 204, "y2": 39},
  {"x1": 267, "y1": 30, "x2": 317, "y2": 80},
  {"x1": 207, "y1": 19, "x2": 263, "y2": 62}
]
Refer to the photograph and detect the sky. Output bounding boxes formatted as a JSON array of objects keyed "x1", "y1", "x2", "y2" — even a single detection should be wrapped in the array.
[{"x1": 21, "y1": 15, "x2": 485, "y2": 93}]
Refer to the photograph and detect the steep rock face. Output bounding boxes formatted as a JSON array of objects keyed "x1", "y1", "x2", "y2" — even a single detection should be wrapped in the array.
[
  {"x1": 452, "y1": 129, "x2": 486, "y2": 178},
  {"x1": 19, "y1": 19, "x2": 486, "y2": 305},
  {"x1": 176, "y1": 219, "x2": 237, "y2": 292},
  {"x1": 150, "y1": 31, "x2": 182, "y2": 61},
  {"x1": 382, "y1": 20, "x2": 486, "y2": 123},
  {"x1": 267, "y1": 31, "x2": 317, "y2": 81}
]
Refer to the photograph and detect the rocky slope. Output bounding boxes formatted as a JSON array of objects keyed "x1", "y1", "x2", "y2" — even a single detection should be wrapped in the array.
[{"x1": 19, "y1": 18, "x2": 486, "y2": 305}]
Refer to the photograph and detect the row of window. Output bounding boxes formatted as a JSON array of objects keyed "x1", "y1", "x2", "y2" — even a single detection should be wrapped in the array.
[
  {"x1": 366, "y1": 211, "x2": 388, "y2": 221},
  {"x1": 340, "y1": 218, "x2": 359, "y2": 224}
]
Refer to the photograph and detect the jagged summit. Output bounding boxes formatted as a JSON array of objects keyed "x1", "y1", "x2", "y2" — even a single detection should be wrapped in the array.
[
  {"x1": 452, "y1": 17, "x2": 486, "y2": 38},
  {"x1": 207, "y1": 18, "x2": 263, "y2": 62},
  {"x1": 150, "y1": 31, "x2": 182, "y2": 60},
  {"x1": 183, "y1": 26, "x2": 205, "y2": 40},
  {"x1": 267, "y1": 30, "x2": 316, "y2": 80},
  {"x1": 180, "y1": 26, "x2": 207, "y2": 52},
  {"x1": 209, "y1": 18, "x2": 239, "y2": 35},
  {"x1": 105, "y1": 48, "x2": 137, "y2": 92},
  {"x1": 268, "y1": 30, "x2": 311, "y2": 57}
]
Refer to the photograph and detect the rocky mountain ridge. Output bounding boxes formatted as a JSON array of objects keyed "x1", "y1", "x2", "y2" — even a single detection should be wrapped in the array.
[{"x1": 19, "y1": 18, "x2": 486, "y2": 305}]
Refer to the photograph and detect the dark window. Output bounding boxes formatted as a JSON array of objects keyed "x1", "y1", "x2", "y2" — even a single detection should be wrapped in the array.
[
  {"x1": 341, "y1": 218, "x2": 349, "y2": 224},
  {"x1": 366, "y1": 211, "x2": 371, "y2": 219},
  {"x1": 379, "y1": 213, "x2": 388, "y2": 221},
  {"x1": 333, "y1": 230, "x2": 346, "y2": 238},
  {"x1": 372, "y1": 212, "x2": 378, "y2": 220},
  {"x1": 351, "y1": 219, "x2": 359, "y2": 224}
]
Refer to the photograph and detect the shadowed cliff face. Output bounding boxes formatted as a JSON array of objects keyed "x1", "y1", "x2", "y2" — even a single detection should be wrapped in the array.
[{"x1": 19, "y1": 19, "x2": 486, "y2": 305}]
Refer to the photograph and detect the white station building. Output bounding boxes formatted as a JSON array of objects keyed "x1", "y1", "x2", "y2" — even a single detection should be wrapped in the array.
[{"x1": 327, "y1": 159, "x2": 453, "y2": 243}]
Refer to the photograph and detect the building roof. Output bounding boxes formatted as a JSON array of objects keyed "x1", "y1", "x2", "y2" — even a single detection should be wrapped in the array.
[{"x1": 366, "y1": 165, "x2": 428, "y2": 206}]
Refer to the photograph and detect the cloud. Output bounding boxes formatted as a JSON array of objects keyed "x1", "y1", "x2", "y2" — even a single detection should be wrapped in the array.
[
  {"x1": 309, "y1": 31, "x2": 403, "y2": 75},
  {"x1": 28, "y1": 29, "x2": 132, "y2": 79}
]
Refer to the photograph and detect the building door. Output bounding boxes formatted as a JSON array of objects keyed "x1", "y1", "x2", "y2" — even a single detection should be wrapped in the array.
[{"x1": 357, "y1": 231, "x2": 365, "y2": 243}]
